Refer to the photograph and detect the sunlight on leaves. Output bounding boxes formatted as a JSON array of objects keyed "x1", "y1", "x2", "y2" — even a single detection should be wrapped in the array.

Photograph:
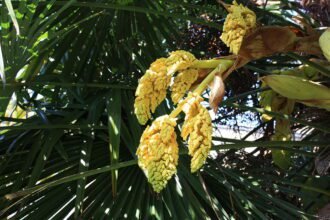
[{"x1": 4, "y1": 0, "x2": 20, "y2": 35}]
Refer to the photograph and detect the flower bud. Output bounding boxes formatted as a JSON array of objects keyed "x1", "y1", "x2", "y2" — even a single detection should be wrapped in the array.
[
  {"x1": 261, "y1": 75, "x2": 330, "y2": 110},
  {"x1": 319, "y1": 28, "x2": 330, "y2": 62}
]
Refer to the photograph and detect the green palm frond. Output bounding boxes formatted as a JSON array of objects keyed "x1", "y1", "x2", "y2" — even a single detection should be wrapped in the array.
[{"x1": 0, "y1": 1, "x2": 329, "y2": 219}]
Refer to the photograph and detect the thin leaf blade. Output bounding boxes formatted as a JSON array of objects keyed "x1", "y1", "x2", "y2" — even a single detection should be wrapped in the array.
[
  {"x1": 107, "y1": 89, "x2": 122, "y2": 197},
  {"x1": 4, "y1": 0, "x2": 20, "y2": 35}
]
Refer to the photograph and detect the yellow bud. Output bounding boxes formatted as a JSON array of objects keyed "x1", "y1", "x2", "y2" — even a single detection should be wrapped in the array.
[
  {"x1": 319, "y1": 28, "x2": 330, "y2": 62},
  {"x1": 261, "y1": 75, "x2": 330, "y2": 110},
  {"x1": 259, "y1": 63, "x2": 323, "y2": 122},
  {"x1": 220, "y1": 0, "x2": 256, "y2": 54},
  {"x1": 180, "y1": 93, "x2": 212, "y2": 173},
  {"x1": 136, "y1": 115, "x2": 178, "y2": 192}
]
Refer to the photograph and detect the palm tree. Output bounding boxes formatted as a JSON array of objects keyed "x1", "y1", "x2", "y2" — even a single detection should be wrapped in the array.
[{"x1": 0, "y1": 0, "x2": 329, "y2": 219}]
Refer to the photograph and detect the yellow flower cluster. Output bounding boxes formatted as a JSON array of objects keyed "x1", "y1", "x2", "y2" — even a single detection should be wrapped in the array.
[
  {"x1": 165, "y1": 50, "x2": 197, "y2": 74},
  {"x1": 171, "y1": 68, "x2": 199, "y2": 104},
  {"x1": 136, "y1": 115, "x2": 179, "y2": 192},
  {"x1": 135, "y1": 51, "x2": 219, "y2": 191},
  {"x1": 181, "y1": 93, "x2": 212, "y2": 173},
  {"x1": 220, "y1": 0, "x2": 256, "y2": 54},
  {"x1": 134, "y1": 51, "x2": 198, "y2": 125},
  {"x1": 134, "y1": 58, "x2": 170, "y2": 125}
]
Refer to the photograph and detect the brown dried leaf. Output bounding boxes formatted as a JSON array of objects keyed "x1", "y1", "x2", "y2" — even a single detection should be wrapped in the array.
[
  {"x1": 292, "y1": 16, "x2": 314, "y2": 35},
  {"x1": 295, "y1": 35, "x2": 322, "y2": 56},
  {"x1": 229, "y1": 26, "x2": 321, "y2": 74},
  {"x1": 209, "y1": 75, "x2": 225, "y2": 112},
  {"x1": 238, "y1": 26, "x2": 297, "y2": 61},
  {"x1": 231, "y1": 26, "x2": 297, "y2": 70}
]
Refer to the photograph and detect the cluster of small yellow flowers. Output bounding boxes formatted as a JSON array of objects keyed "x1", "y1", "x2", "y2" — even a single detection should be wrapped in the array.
[
  {"x1": 180, "y1": 93, "x2": 212, "y2": 173},
  {"x1": 220, "y1": 0, "x2": 256, "y2": 54},
  {"x1": 171, "y1": 68, "x2": 199, "y2": 104},
  {"x1": 134, "y1": 50, "x2": 220, "y2": 191},
  {"x1": 134, "y1": 58, "x2": 170, "y2": 125},
  {"x1": 165, "y1": 50, "x2": 197, "y2": 74},
  {"x1": 136, "y1": 115, "x2": 179, "y2": 192},
  {"x1": 134, "y1": 51, "x2": 198, "y2": 125}
]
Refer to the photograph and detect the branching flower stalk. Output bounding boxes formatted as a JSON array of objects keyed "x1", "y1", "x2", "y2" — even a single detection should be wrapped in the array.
[
  {"x1": 135, "y1": 0, "x2": 256, "y2": 192},
  {"x1": 170, "y1": 59, "x2": 234, "y2": 118},
  {"x1": 135, "y1": 56, "x2": 234, "y2": 192},
  {"x1": 134, "y1": 0, "x2": 330, "y2": 193},
  {"x1": 190, "y1": 59, "x2": 230, "y2": 69}
]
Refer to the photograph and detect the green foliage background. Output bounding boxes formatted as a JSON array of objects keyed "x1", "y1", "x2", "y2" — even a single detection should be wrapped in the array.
[{"x1": 0, "y1": 0, "x2": 329, "y2": 219}]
